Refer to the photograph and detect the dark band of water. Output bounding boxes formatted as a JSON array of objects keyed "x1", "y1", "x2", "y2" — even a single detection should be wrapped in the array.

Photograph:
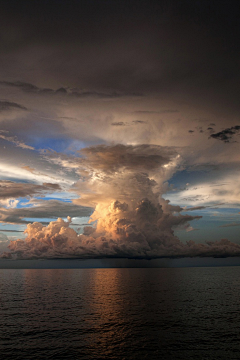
[{"x1": 0, "y1": 267, "x2": 239, "y2": 359}]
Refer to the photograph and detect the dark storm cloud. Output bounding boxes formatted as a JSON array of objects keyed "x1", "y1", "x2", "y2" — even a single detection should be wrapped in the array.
[
  {"x1": 0, "y1": 100, "x2": 27, "y2": 111},
  {"x1": 79, "y1": 144, "x2": 178, "y2": 173},
  {"x1": 0, "y1": 81, "x2": 142, "y2": 99},
  {"x1": 183, "y1": 203, "x2": 225, "y2": 212},
  {"x1": 132, "y1": 120, "x2": 147, "y2": 124},
  {"x1": 186, "y1": 163, "x2": 220, "y2": 172},
  {"x1": 0, "y1": 0, "x2": 239, "y2": 115},
  {"x1": 181, "y1": 195, "x2": 209, "y2": 202},
  {"x1": 111, "y1": 122, "x2": 127, "y2": 126},
  {"x1": 210, "y1": 126, "x2": 240, "y2": 143},
  {"x1": 183, "y1": 206, "x2": 206, "y2": 211},
  {"x1": 0, "y1": 229, "x2": 24, "y2": 232},
  {"x1": 0, "y1": 181, "x2": 61, "y2": 199},
  {"x1": 133, "y1": 110, "x2": 179, "y2": 114},
  {"x1": 0, "y1": 82, "x2": 39, "y2": 92},
  {"x1": 111, "y1": 120, "x2": 148, "y2": 126}
]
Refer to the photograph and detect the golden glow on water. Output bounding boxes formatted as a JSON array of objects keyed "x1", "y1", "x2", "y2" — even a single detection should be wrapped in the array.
[{"x1": 83, "y1": 268, "x2": 127, "y2": 355}]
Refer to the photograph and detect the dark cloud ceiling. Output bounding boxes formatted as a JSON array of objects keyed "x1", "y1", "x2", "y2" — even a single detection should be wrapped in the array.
[{"x1": 0, "y1": 0, "x2": 239, "y2": 116}]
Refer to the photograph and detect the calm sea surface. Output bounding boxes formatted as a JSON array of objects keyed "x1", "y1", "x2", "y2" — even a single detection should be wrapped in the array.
[{"x1": 0, "y1": 267, "x2": 240, "y2": 359}]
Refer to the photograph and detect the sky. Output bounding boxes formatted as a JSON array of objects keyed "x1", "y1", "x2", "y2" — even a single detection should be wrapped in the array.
[{"x1": 1, "y1": 0, "x2": 240, "y2": 266}]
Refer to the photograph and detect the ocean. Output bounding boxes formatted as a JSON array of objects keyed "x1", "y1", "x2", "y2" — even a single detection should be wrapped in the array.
[{"x1": 0, "y1": 267, "x2": 239, "y2": 359}]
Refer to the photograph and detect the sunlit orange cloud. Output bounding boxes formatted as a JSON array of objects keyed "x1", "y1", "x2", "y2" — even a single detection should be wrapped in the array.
[{"x1": 3, "y1": 144, "x2": 240, "y2": 260}]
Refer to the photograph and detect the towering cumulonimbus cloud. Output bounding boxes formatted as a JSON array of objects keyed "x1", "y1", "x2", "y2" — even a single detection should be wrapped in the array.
[{"x1": 4, "y1": 144, "x2": 240, "y2": 259}]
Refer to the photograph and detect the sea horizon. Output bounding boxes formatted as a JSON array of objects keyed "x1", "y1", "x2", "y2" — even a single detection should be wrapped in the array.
[{"x1": 1, "y1": 257, "x2": 240, "y2": 269}]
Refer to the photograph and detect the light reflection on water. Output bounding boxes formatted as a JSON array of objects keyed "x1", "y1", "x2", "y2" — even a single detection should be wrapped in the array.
[{"x1": 0, "y1": 267, "x2": 240, "y2": 359}]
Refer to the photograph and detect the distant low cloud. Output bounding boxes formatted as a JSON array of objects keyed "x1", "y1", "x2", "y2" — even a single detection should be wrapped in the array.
[
  {"x1": 0, "y1": 132, "x2": 34, "y2": 150},
  {"x1": 0, "y1": 199, "x2": 93, "y2": 224},
  {"x1": 0, "y1": 100, "x2": 27, "y2": 111},
  {"x1": 183, "y1": 206, "x2": 206, "y2": 211},
  {"x1": 219, "y1": 223, "x2": 240, "y2": 228},
  {"x1": 183, "y1": 204, "x2": 225, "y2": 212},
  {"x1": 186, "y1": 226, "x2": 199, "y2": 232}
]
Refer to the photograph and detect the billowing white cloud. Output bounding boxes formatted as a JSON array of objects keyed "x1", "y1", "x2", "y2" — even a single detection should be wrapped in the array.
[
  {"x1": 4, "y1": 144, "x2": 240, "y2": 259},
  {"x1": 6, "y1": 214, "x2": 240, "y2": 259},
  {"x1": 0, "y1": 144, "x2": 208, "y2": 258}
]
